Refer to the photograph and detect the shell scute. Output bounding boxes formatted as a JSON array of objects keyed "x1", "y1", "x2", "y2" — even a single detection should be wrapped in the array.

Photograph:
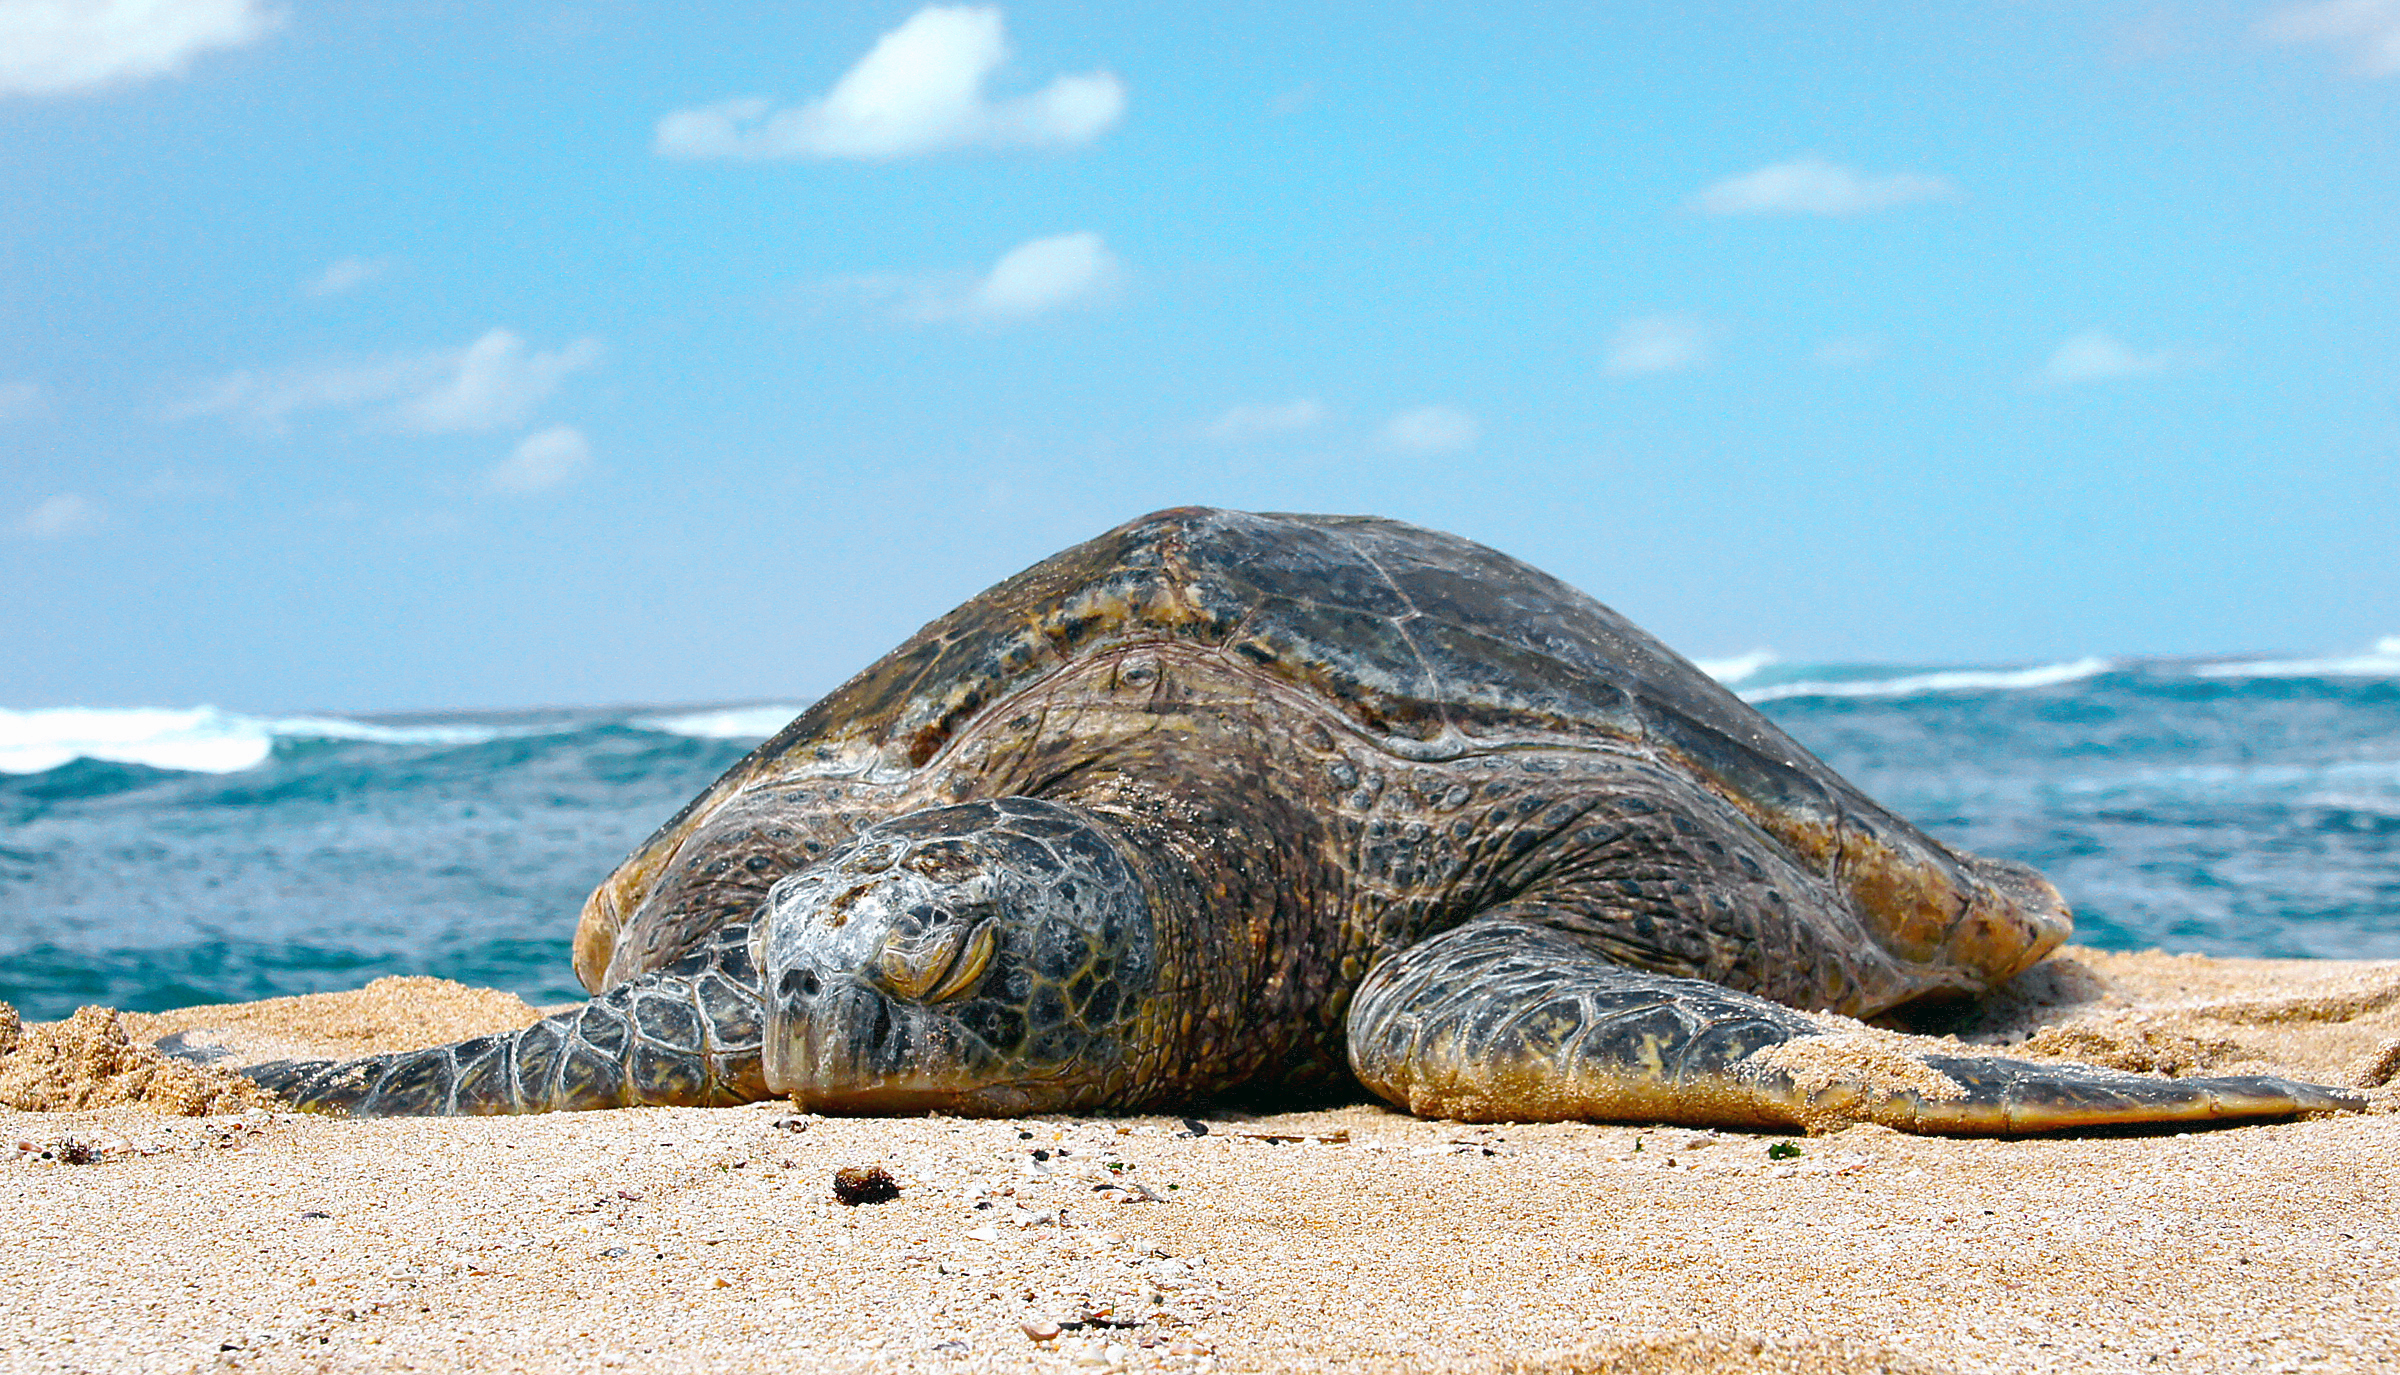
[
  {"x1": 1223, "y1": 594, "x2": 1447, "y2": 740},
  {"x1": 577, "y1": 507, "x2": 2068, "y2": 993},
  {"x1": 1175, "y1": 513, "x2": 1417, "y2": 620}
]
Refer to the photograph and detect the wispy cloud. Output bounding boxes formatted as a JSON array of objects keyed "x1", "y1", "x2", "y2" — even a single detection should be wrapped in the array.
[
  {"x1": 0, "y1": 0, "x2": 278, "y2": 98},
  {"x1": 396, "y1": 330, "x2": 601, "y2": 432},
  {"x1": 136, "y1": 468, "x2": 229, "y2": 499},
  {"x1": 0, "y1": 379, "x2": 45, "y2": 421},
  {"x1": 485, "y1": 425, "x2": 592, "y2": 494},
  {"x1": 1205, "y1": 398, "x2": 1326, "y2": 442},
  {"x1": 180, "y1": 328, "x2": 601, "y2": 433},
  {"x1": 1811, "y1": 334, "x2": 1883, "y2": 368},
  {"x1": 949, "y1": 231, "x2": 1119, "y2": 321},
  {"x1": 2034, "y1": 329, "x2": 2179, "y2": 386},
  {"x1": 840, "y1": 231, "x2": 1123, "y2": 324},
  {"x1": 1604, "y1": 314, "x2": 1711, "y2": 376},
  {"x1": 1381, "y1": 405, "x2": 1480, "y2": 455},
  {"x1": 1691, "y1": 157, "x2": 1957, "y2": 217},
  {"x1": 656, "y1": 5, "x2": 1123, "y2": 161},
  {"x1": 306, "y1": 256, "x2": 385, "y2": 297},
  {"x1": 14, "y1": 493, "x2": 102, "y2": 538},
  {"x1": 2260, "y1": 0, "x2": 2400, "y2": 75}
]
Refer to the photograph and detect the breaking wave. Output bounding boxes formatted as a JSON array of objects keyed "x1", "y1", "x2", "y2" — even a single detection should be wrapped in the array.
[
  {"x1": 0, "y1": 701, "x2": 813, "y2": 776},
  {"x1": 4, "y1": 636, "x2": 2391, "y2": 777},
  {"x1": 0, "y1": 706, "x2": 515, "y2": 776},
  {"x1": 1693, "y1": 650, "x2": 1778, "y2": 687},
  {"x1": 2195, "y1": 636, "x2": 2400, "y2": 680},
  {"x1": 6, "y1": 639, "x2": 2396, "y2": 1018},
  {"x1": 634, "y1": 705, "x2": 812, "y2": 741},
  {"x1": 1736, "y1": 657, "x2": 2115, "y2": 704}
]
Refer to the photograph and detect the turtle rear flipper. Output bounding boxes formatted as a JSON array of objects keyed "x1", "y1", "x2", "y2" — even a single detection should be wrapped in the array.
[
  {"x1": 1878, "y1": 1054, "x2": 2360, "y2": 1133},
  {"x1": 1347, "y1": 917, "x2": 2363, "y2": 1135}
]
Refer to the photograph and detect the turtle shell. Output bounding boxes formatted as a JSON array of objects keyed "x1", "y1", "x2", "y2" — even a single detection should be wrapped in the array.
[{"x1": 579, "y1": 508, "x2": 2056, "y2": 990}]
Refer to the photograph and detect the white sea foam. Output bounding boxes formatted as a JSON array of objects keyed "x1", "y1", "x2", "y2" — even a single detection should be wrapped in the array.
[
  {"x1": 0, "y1": 705, "x2": 510, "y2": 775},
  {"x1": 2195, "y1": 636, "x2": 2400, "y2": 680},
  {"x1": 1693, "y1": 650, "x2": 1777, "y2": 686},
  {"x1": 635, "y1": 705, "x2": 809, "y2": 741},
  {"x1": 0, "y1": 707, "x2": 273, "y2": 774},
  {"x1": 1738, "y1": 657, "x2": 2114, "y2": 704}
]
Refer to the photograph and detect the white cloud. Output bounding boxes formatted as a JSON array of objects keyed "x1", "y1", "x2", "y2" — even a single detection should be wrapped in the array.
[
  {"x1": 1604, "y1": 313, "x2": 1711, "y2": 376},
  {"x1": 655, "y1": 5, "x2": 1123, "y2": 161},
  {"x1": 486, "y1": 425, "x2": 591, "y2": 494},
  {"x1": 960, "y1": 231, "x2": 1119, "y2": 320},
  {"x1": 2261, "y1": 0, "x2": 2400, "y2": 75},
  {"x1": 1692, "y1": 157, "x2": 1957, "y2": 217},
  {"x1": 395, "y1": 329, "x2": 602, "y2": 433},
  {"x1": 181, "y1": 327, "x2": 601, "y2": 432},
  {"x1": 1205, "y1": 398, "x2": 1326, "y2": 442},
  {"x1": 0, "y1": 379, "x2": 45, "y2": 421},
  {"x1": 2035, "y1": 329, "x2": 2177, "y2": 386},
  {"x1": 14, "y1": 493, "x2": 101, "y2": 537},
  {"x1": 306, "y1": 256, "x2": 385, "y2": 297},
  {"x1": 862, "y1": 230, "x2": 1121, "y2": 324},
  {"x1": 1381, "y1": 405, "x2": 1480, "y2": 455},
  {"x1": 0, "y1": 0, "x2": 277, "y2": 98}
]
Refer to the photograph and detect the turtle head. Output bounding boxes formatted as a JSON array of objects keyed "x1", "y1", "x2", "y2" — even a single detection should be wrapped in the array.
[{"x1": 751, "y1": 798, "x2": 1161, "y2": 1115}]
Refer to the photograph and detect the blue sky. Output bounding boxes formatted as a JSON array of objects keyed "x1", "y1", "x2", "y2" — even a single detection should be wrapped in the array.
[{"x1": 2, "y1": 0, "x2": 2395, "y2": 713}]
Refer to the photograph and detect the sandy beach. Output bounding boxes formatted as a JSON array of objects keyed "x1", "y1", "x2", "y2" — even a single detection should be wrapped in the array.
[{"x1": 5, "y1": 947, "x2": 2397, "y2": 1375}]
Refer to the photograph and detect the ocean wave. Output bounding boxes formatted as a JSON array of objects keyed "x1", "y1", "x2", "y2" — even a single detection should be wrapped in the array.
[
  {"x1": 2194, "y1": 636, "x2": 2400, "y2": 680},
  {"x1": 1693, "y1": 650, "x2": 1778, "y2": 686},
  {"x1": 1738, "y1": 657, "x2": 2115, "y2": 705},
  {"x1": 0, "y1": 700, "x2": 813, "y2": 776},
  {"x1": 0, "y1": 706, "x2": 516, "y2": 776},
  {"x1": 634, "y1": 705, "x2": 810, "y2": 741}
]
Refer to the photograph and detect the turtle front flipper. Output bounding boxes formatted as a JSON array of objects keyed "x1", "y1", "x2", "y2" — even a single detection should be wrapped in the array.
[
  {"x1": 239, "y1": 924, "x2": 768, "y2": 1116},
  {"x1": 1346, "y1": 917, "x2": 2363, "y2": 1135}
]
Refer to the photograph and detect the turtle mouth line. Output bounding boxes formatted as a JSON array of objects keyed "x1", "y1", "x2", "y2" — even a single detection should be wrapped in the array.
[
  {"x1": 782, "y1": 1057, "x2": 1086, "y2": 1117},
  {"x1": 769, "y1": 980, "x2": 1094, "y2": 1114},
  {"x1": 770, "y1": 981, "x2": 976, "y2": 1099}
]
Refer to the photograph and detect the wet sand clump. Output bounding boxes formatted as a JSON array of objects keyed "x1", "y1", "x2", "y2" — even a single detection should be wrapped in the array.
[{"x1": 0, "y1": 1003, "x2": 272, "y2": 1115}]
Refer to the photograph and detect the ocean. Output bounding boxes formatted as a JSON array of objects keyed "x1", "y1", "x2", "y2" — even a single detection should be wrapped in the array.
[{"x1": 4, "y1": 643, "x2": 2396, "y2": 1022}]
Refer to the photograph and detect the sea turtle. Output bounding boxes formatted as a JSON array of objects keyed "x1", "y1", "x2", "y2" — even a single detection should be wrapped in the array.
[{"x1": 244, "y1": 508, "x2": 2359, "y2": 1132}]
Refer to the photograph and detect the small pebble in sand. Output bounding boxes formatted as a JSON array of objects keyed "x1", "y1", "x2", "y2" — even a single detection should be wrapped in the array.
[{"x1": 832, "y1": 1163, "x2": 900, "y2": 1205}]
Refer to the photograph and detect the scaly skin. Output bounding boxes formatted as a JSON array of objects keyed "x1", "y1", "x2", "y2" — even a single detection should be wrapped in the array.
[
  {"x1": 232, "y1": 510, "x2": 2368, "y2": 1131},
  {"x1": 246, "y1": 923, "x2": 766, "y2": 1114},
  {"x1": 1347, "y1": 918, "x2": 2361, "y2": 1134},
  {"x1": 246, "y1": 665, "x2": 2365, "y2": 1129}
]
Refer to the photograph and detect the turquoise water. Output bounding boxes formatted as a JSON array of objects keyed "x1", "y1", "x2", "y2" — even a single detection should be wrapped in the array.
[{"x1": 4, "y1": 649, "x2": 2395, "y2": 1021}]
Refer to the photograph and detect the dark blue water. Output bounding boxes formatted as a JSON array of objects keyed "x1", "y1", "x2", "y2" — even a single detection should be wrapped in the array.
[{"x1": 3, "y1": 652, "x2": 2395, "y2": 1021}]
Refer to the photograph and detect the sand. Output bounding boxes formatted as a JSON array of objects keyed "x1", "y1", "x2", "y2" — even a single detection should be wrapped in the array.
[{"x1": 5, "y1": 948, "x2": 2398, "y2": 1374}]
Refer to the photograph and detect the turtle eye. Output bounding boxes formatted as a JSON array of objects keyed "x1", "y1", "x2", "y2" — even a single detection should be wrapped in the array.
[{"x1": 874, "y1": 918, "x2": 998, "y2": 1004}]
